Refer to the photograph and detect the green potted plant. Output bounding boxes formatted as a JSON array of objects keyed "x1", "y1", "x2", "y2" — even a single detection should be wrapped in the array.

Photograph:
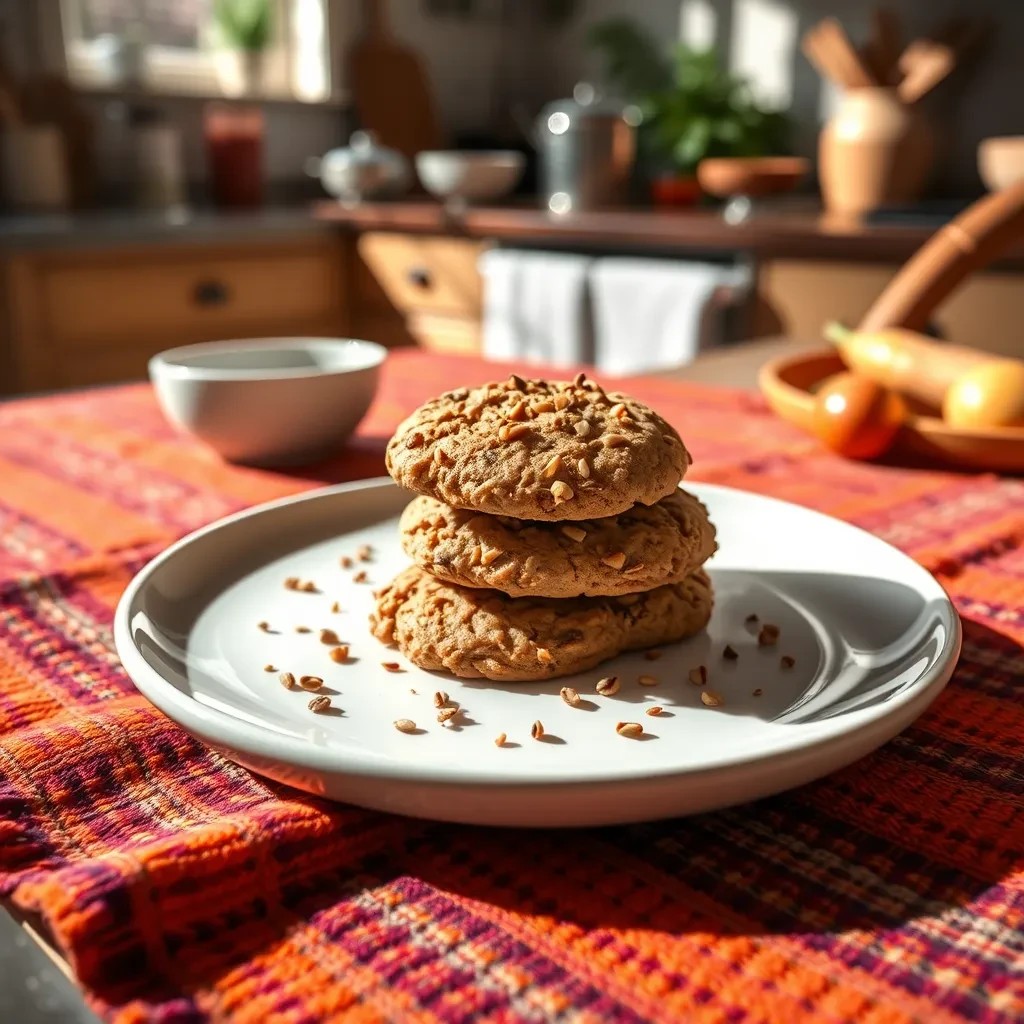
[
  {"x1": 213, "y1": 0, "x2": 273, "y2": 97},
  {"x1": 589, "y1": 19, "x2": 791, "y2": 205}
]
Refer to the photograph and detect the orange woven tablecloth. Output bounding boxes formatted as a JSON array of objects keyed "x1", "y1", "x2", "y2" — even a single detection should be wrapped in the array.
[{"x1": 1, "y1": 351, "x2": 1022, "y2": 1024}]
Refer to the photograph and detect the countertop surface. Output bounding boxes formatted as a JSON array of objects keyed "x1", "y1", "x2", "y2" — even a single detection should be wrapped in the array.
[
  {"x1": 312, "y1": 197, "x2": 1024, "y2": 265},
  {"x1": 0, "y1": 206, "x2": 333, "y2": 253}
]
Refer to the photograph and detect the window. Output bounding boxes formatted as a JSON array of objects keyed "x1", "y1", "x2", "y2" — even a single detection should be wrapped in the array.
[{"x1": 59, "y1": 0, "x2": 333, "y2": 102}]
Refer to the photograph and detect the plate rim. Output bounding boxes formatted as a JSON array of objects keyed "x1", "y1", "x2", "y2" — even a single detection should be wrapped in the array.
[{"x1": 113, "y1": 478, "x2": 962, "y2": 789}]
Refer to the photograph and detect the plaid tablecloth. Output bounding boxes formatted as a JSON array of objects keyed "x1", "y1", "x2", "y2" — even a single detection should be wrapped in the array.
[{"x1": 1, "y1": 351, "x2": 1022, "y2": 1023}]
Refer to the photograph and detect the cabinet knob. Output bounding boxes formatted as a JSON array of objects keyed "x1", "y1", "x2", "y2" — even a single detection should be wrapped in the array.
[
  {"x1": 406, "y1": 266, "x2": 431, "y2": 289},
  {"x1": 193, "y1": 279, "x2": 230, "y2": 306}
]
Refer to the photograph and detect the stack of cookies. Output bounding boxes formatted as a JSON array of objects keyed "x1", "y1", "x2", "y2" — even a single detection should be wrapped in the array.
[{"x1": 370, "y1": 372, "x2": 717, "y2": 681}]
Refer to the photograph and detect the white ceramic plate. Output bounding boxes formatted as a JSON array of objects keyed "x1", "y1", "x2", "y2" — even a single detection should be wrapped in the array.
[{"x1": 114, "y1": 480, "x2": 960, "y2": 828}]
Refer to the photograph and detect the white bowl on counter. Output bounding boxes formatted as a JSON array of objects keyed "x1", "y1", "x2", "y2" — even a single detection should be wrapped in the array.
[
  {"x1": 149, "y1": 337, "x2": 386, "y2": 467},
  {"x1": 415, "y1": 150, "x2": 525, "y2": 204}
]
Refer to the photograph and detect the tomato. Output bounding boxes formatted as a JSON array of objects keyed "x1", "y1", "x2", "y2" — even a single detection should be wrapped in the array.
[{"x1": 811, "y1": 372, "x2": 905, "y2": 459}]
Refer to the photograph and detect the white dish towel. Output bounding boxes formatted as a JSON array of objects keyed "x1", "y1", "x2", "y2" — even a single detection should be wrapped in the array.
[
  {"x1": 590, "y1": 257, "x2": 751, "y2": 375},
  {"x1": 480, "y1": 248, "x2": 594, "y2": 368}
]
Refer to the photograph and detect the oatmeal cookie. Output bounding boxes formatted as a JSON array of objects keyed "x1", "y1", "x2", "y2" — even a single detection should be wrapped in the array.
[
  {"x1": 385, "y1": 373, "x2": 690, "y2": 521},
  {"x1": 370, "y1": 565, "x2": 713, "y2": 681},
  {"x1": 399, "y1": 488, "x2": 716, "y2": 598}
]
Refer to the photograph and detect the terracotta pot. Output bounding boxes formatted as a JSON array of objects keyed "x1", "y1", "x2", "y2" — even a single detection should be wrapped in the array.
[
  {"x1": 651, "y1": 174, "x2": 701, "y2": 207},
  {"x1": 819, "y1": 88, "x2": 933, "y2": 216}
]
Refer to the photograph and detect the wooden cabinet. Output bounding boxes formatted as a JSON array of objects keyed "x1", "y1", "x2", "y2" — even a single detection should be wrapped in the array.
[{"x1": 1, "y1": 235, "x2": 347, "y2": 394}]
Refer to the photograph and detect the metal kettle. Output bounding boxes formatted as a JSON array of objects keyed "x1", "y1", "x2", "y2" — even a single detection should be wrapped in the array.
[{"x1": 535, "y1": 83, "x2": 639, "y2": 214}]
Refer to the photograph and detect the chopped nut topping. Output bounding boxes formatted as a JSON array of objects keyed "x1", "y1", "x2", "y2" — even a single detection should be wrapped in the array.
[
  {"x1": 339, "y1": 556, "x2": 354, "y2": 569},
  {"x1": 758, "y1": 624, "x2": 780, "y2": 647},
  {"x1": 645, "y1": 706, "x2": 664, "y2": 717},
  {"x1": 780, "y1": 655, "x2": 795, "y2": 669},
  {"x1": 284, "y1": 577, "x2": 299, "y2": 591},
  {"x1": 574, "y1": 420, "x2": 591, "y2": 437},
  {"x1": 300, "y1": 580, "x2": 318, "y2": 593},
  {"x1": 541, "y1": 453, "x2": 563, "y2": 479},
  {"x1": 609, "y1": 402, "x2": 628, "y2": 419},
  {"x1": 753, "y1": 688, "x2": 763, "y2": 697},
  {"x1": 508, "y1": 399, "x2": 527, "y2": 422},
  {"x1": 279, "y1": 672, "x2": 297, "y2": 689},
  {"x1": 319, "y1": 628, "x2": 341, "y2": 646},
  {"x1": 495, "y1": 732, "x2": 507, "y2": 747},
  {"x1": 480, "y1": 546, "x2": 502, "y2": 566},
  {"x1": 331, "y1": 601, "x2": 341, "y2": 613},
  {"x1": 295, "y1": 626, "x2": 311, "y2": 634},
  {"x1": 601, "y1": 551, "x2": 627, "y2": 570},
  {"x1": 560, "y1": 686, "x2": 582, "y2": 707},
  {"x1": 531, "y1": 400, "x2": 555, "y2": 414},
  {"x1": 357, "y1": 544, "x2": 373, "y2": 562},
  {"x1": 577, "y1": 457, "x2": 591, "y2": 479},
  {"x1": 433, "y1": 690, "x2": 449, "y2": 708},
  {"x1": 308, "y1": 695, "x2": 332, "y2": 713},
  {"x1": 470, "y1": 544, "x2": 483, "y2": 566},
  {"x1": 623, "y1": 562, "x2": 646, "y2": 574},
  {"x1": 531, "y1": 720, "x2": 545, "y2": 740},
  {"x1": 329, "y1": 645, "x2": 350, "y2": 664},
  {"x1": 258, "y1": 621, "x2": 272, "y2": 632},
  {"x1": 701, "y1": 690, "x2": 724, "y2": 707},
  {"x1": 536, "y1": 647, "x2": 553, "y2": 664},
  {"x1": 508, "y1": 373, "x2": 527, "y2": 391},
  {"x1": 437, "y1": 707, "x2": 459, "y2": 724},
  {"x1": 353, "y1": 570, "x2": 369, "y2": 584},
  {"x1": 604, "y1": 434, "x2": 629, "y2": 448},
  {"x1": 723, "y1": 645, "x2": 739, "y2": 661},
  {"x1": 573, "y1": 371, "x2": 587, "y2": 387},
  {"x1": 616, "y1": 721, "x2": 643, "y2": 738},
  {"x1": 381, "y1": 661, "x2": 402, "y2": 672},
  {"x1": 561, "y1": 525, "x2": 587, "y2": 543},
  {"x1": 637, "y1": 674, "x2": 659, "y2": 687},
  {"x1": 688, "y1": 665, "x2": 708, "y2": 686},
  {"x1": 299, "y1": 675, "x2": 323, "y2": 691},
  {"x1": 596, "y1": 675, "x2": 620, "y2": 696},
  {"x1": 550, "y1": 480, "x2": 574, "y2": 503},
  {"x1": 554, "y1": 394, "x2": 571, "y2": 411},
  {"x1": 745, "y1": 613, "x2": 759, "y2": 625},
  {"x1": 644, "y1": 650, "x2": 663, "y2": 662},
  {"x1": 498, "y1": 422, "x2": 530, "y2": 442},
  {"x1": 394, "y1": 718, "x2": 417, "y2": 734},
  {"x1": 263, "y1": 664, "x2": 276, "y2": 672}
]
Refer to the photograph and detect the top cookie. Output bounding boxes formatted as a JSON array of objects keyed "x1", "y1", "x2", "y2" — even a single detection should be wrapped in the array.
[{"x1": 385, "y1": 373, "x2": 691, "y2": 521}]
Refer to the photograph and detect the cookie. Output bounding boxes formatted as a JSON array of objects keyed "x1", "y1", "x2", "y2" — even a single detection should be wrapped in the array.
[
  {"x1": 385, "y1": 373, "x2": 690, "y2": 522},
  {"x1": 399, "y1": 488, "x2": 717, "y2": 598},
  {"x1": 370, "y1": 566, "x2": 713, "y2": 682}
]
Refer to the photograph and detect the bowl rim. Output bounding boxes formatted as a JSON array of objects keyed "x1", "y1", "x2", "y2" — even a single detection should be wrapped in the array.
[
  {"x1": 149, "y1": 337, "x2": 387, "y2": 383},
  {"x1": 415, "y1": 149, "x2": 525, "y2": 166}
]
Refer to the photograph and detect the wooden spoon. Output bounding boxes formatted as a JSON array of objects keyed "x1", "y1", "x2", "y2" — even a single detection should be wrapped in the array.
[{"x1": 897, "y1": 39, "x2": 956, "y2": 104}]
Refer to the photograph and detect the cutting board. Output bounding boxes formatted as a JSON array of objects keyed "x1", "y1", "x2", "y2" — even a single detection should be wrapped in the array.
[{"x1": 350, "y1": 0, "x2": 443, "y2": 160}]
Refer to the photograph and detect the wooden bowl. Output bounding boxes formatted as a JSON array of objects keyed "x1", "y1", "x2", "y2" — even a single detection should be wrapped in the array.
[
  {"x1": 978, "y1": 137, "x2": 1024, "y2": 192},
  {"x1": 697, "y1": 157, "x2": 809, "y2": 199},
  {"x1": 759, "y1": 349, "x2": 1024, "y2": 472}
]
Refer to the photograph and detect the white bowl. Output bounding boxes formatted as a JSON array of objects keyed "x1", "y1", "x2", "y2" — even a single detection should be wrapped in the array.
[
  {"x1": 149, "y1": 337, "x2": 386, "y2": 467},
  {"x1": 415, "y1": 150, "x2": 525, "y2": 203},
  {"x1": 978, "y1": 136, "x2": 1024, "y2": 192}
]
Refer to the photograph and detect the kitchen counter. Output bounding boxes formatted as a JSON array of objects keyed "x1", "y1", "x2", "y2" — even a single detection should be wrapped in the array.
[
  {"x1": 0, "y1": 206, "x2": 333, "y2": 253},
  {"x1": 312, "y1": 197, "x2": 1024, "y2": 265}
]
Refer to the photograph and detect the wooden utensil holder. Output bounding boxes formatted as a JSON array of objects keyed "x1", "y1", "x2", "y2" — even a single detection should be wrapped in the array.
[{"x1": 819, "y1": 87, "x2": 933, "y2": 216}]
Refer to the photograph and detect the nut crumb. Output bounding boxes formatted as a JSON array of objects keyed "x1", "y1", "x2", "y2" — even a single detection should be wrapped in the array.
[
  {"x1": 300, "y1": 580, "x2": 318, "y2": 593},
  {"x1": 279, "y1": 672, "x2": 297, "y2": 690},
  {"x1": 508, "y1": 373, "x2": 526, "y2": 391},
  {"x1": 356, "y1": 544, "x2": 373, "y2": 562},
  {"x1": 433, "y1": 690, "x2": 449, "y2": 708},
  {"x1": 604, "y1": 433, "x2": 629, "y2": 448},
  {"x1": 573, "y1": 371, "x2": 587, "y2": 387},
  {"x1": 758, "y1": 624, "x2": 780, "y2": 647},
  {"x1": 644, "y1": 650, "x2": 663, "y2": 662},
  {"x1": 409, "y1": 688, "x2": 417, "y2": 694},
  {"x1": 723, "y1": 645, "x2": 739, "y2": 661},
  {"x1": 601, "y1": 551, "x2": 626, "y2": 570},
  {"x1": 645, "y1": 706, "x2": 664, "y2": 717},
  {"x1": 495, "y1": 732, "x2": 507, "y2": 747},
  {"x1": 263, "y1": 664, "x2": 276, "y2": 672},
  {"x1": 560, "y1": 686, "x2": 582, "y2": 707},
  {"x1": 394, "y1": 718, "x2": 417, "y2": 734},
  {"x1": 609, "y1": 402, "x2": 628, "y2": 419},
  {"x1": 381, "y1": 661, "x2": 402, "y2": 672},
  {"x1": 701, "y1": 690, "x2": 724, "y2": 707},
  {"x1": 616, "y1": 721, "x2": 643, "y2": 738},
  {"x1": 258, "y1": 621, "x2": 272, "y2": 632},
  {"x1": 437, "y1": 707, "x2": 460, "y2": 724},
  {"x1": 541, "y1": 453, "x2": 563, "y2": 479},
  {"x1": 596, "y1": 675, "x2": 620, "y2": 696},
  {"x1": 480, "y1": 546, "x2": 502, "y2": 566},
  {"x1": 284, "y1": 577, "x2": 299, "y2": 591},
  {"x1": 339, "y1": 556, "x2": 353, "y2": 569},
  {"x1": 295, "y1": 626, "x2": 311, "y2": 634},
  {"x1": 574, "y1": 420, "x2": 591, "y2": 437},
  {"x1": 331, "y1": 601, "x2": 341, "y2": 613},
  {"x1": 745, "y1": 613, "x2": 759, "y2": 625},
  {"x1": 319, "y1": 628, "x2": 341, "y2": 646},
  {"x1": 508, "y1": 399, "x2": 527, "y2": 421},
  {"x1": 299, "y1": 675, "x2": 323, "y2": 691},
  {"x1": 531, "y1": 720, "x2": 545, "y2": 740},
  {"x1": 780, "y1": 655, "x2": 795, "y2": 669},
  {"x1": 550, "y1": 480, "x2": 574, "y2": 504},
  {"x1": 688, "y1": 665, "x2": 708, "y2": 686},
  {"x1": 498, "y1": 422, "x2": 529, "y2": 442},
  {"x1": 554, "y1": 393, "x2": 571, "y2": 411},
  {"x1": 531, "y1": 400, "x2": 555, "y2": 415},
  {"x1": 308, "y1": 695, "x2": 332, "y2": 713},
  {"x1": 329, "y1": 645, "x2": 350, "y2": 664},
  {"x1": 753, "y1": 688, "x2": 763, "y2": 697},
  {"x1": 577, "y1": 457, "x2": 591, "y2": 479},
  {"x1": 353, "y1": 570, "x2": 369, "y2": 584},
  {"x1": 536, "y1": 647, "x2": 553, "y2": 664},
  {"x1": 637, "y1": 674, "x2": 659, "y2": 687},
  {"x1": 561, "y1": 525, "x2": 587, "y2": 543}
]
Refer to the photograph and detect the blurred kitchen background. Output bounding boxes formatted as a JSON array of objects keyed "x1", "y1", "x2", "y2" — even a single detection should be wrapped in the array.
[{"x1": 1, "y1": 0, "x2": 1021, "y2": 396}]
